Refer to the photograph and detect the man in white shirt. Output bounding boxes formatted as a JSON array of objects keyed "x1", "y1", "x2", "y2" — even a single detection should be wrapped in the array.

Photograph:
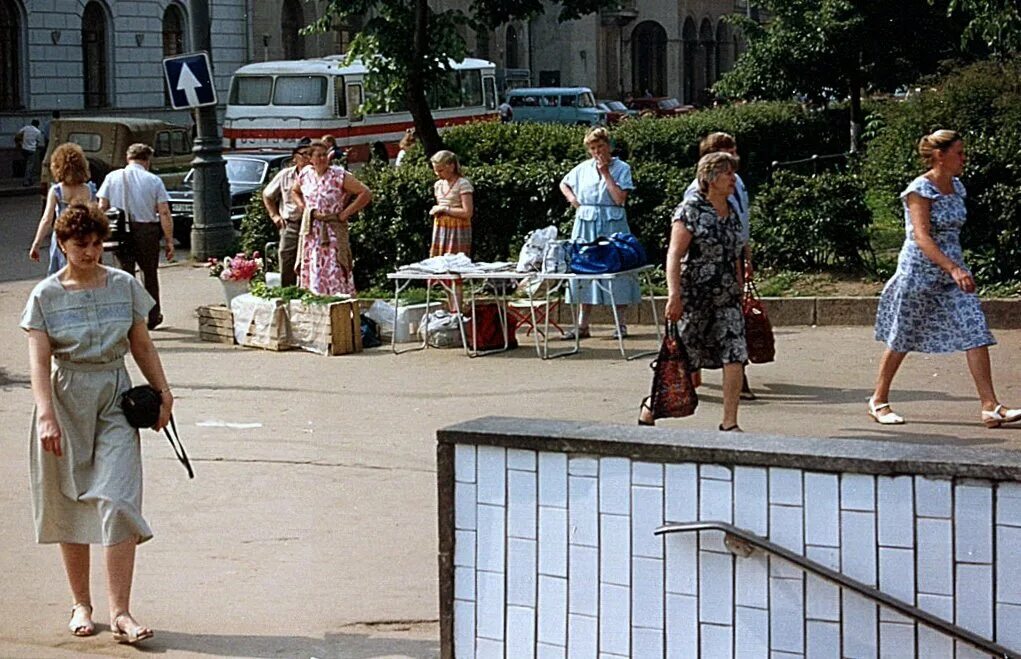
[
  {"x1": 15, "y1": 119, "x2": 42, "y2": 187},
  {"x1": 262, "y1": 140, "x2": 311, "y2": 286},
  {"x1": 98, "y1": 143, "x2": 173, "y2": 330}
]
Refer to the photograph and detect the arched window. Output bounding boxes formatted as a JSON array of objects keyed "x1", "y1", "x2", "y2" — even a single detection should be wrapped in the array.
[
  {"x1": 698, "y1": 18, "x2": 715, "y2": 103},
  {"x1": 281, "y1": 0, "x2": 305, "y2": 60},
  {"x1": 82, "y1": 1, "x2": 108, "y2": 108},
  {"x1": 630, "y1": 21, "x2": 667, "y2": 97},
  {"x1": 682, "y1": 18, "x2": 697, "y2": 104},
  {"x1": 0, "y1": 0, "x2": 20, "y2": 110},
  {"x1": 162, "y1": 4, "x2": 185, "y2": 105},
  {"x1": 505, "y1": 25, "x2": 519, "y2": 69}
]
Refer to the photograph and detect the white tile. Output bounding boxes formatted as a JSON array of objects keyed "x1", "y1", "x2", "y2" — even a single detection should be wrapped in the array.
[
  {"x1": 600, "y1": 514, "x2": 631, "y2": 586},
  {"x1": 665, "y1": 463, "x2": 698, "y2": 523},
  {"x1": 916, "y1": 594, "x2": 954, "y2": 656},
  {"x1": 956, "y1": 643, "x2": 992, "y2": 659},
  {"x1": 735, "y1": 467, "x2": 769, "y2": 536},
  {"x1": 568, "y1": 455, "x2": 598, "y2": 476},
  {"x1": 454, "y1": 599, "x2": 476, "y2": 659},
  {"x1": 477, "y1": 446, "x2": 506, "y2": 505},
  {"x1": 770, "y1": 577, "x2": 804, "y2": 653},
  {"x1": 456, "y1": 444, "x2": 476, "y2": 483},
  {"x1": 539, "y1": 453, "x2": 568, "y2": 508},
  {"x1": 476, "y1": 504, "x2": 505, "y2": 573},
  {"x1": 455, "y1": 565, "x2": 475, "y2": 601},
  {"x1": 735, "y1": 553, "x2": 769, "y2": 609},
  {"x1": 455, "y1": 529, "x2": 476, "y2": 568},
  {"x1": 539, "y1": 506, "x2": 567, "y2": 577},
  {"x1": 879, "y1": 622, "x2": 915, "y2": 659},
  {"x1": 841, "y1": 473, "x2": 875, "y2": 511},
  {"x1": 806, "y1": 621, "x2": 840, "y2": 659},
  {"x1": 537, "y1": 575, "x2": 567, "y2": 646},
  {"x1": 915, "y1": 476, "x2": 951, "y2": 518},
  {"x1": 916, "y1": 592, "x2": 953, "y2": 618},
  {"x1": 633, "y1": 461, "x2": 664, "y2": 486},
  {"x1": 477, "y1": 570, "x2": 505, "y2": 640},
  {"x1": 569, "y1": 476, "x2": 598, "y2": 547},
  {"x1": 770, "y1": 504, "x2": 804, "y2": 579},
  {"x1": 701, "y1": 623, "x2": 734, "y2": 659},
  {"x1": 567, "y1": 614, "x2": 597, "y2": 659},
  {"x1": 998, "y1": 482, "x2": 1021, "y2": 527},
  {"x1": 996, "y1": 602, "x2": 1021, "y2": 649},
  {"x1": 998, "y1": 525, "x2": 1021, "y2": 604},
  {"x1": 632, "y1": 485, "x2": 665, "y2": 559},
  {"x1": 840, "y1": 510, "x2": 876, "y2": 584},
  {"x1": 569, "y1": 545, "x2": 598, "y2": 616},
  {"x1": 599, "y1": 583, "x2": 630, "y2": 656},
  {"x1": 700, "y1": 477, "x2": 733, "y2": 553},
  {"x1": 508, "y1": 448, "x2": 537, "y2": 471},
  {"x1": 633, "y1": 627, "x2": 664, "y2": 658},
  {"x1": 666, "y1": 594, "x2": 699, "y2": 659},
  {"x1": 599, "y1": 457, "x2": 631, "y2": 515},
  {"x1": 955, "y1": 482, "x2": 993, "y2": 564},
  {"x1": 508, "y1": 470, "x2": 538, "y2": 539},
  {"x1": 805, "y1": 545, "x2": 840, "y2": 622},
  {"x1": 769, "y1": 467, "x2": 802, "y2": 505},
  {"x1": 842, "y1": 592, "x2": 877, "y2": 658},
  {"x1": 702, "y1": 464, "x2": 733, "y2": 481},
  {"x1": 877, "y1": 476, "x2": 913, "y2": 549},
  {"x1": 507, "y1": 537, "x2": 537, "y2": 607},
  {"x1": 956, "y1": 564, "x2": 993, "y2": 636},
  {"x1": 538, "y1": 643, "x2": 567, "y2": 659},
  {"x1": 633, "y1": 557, "x2": 665, "y2": 629},
  {"x1": 476, "y1": 637, "x2": 503, "y2": 659},
  {"x1": 804, "y1": 473, "x2": 839, "y2": 547},
  {"x1": 878, "y1": 547, "x2": 915, "y2": 622},
  {"x1": 456, "y1": 482, "x2": 477, "y2": 530},
  {"x1": 735, "y1": 605, "x2": 769, "y2": 659},
  {"x1": 665, "y1": 530, "x2": 698, "y2": 595},
  {"x1": 506, "y1": 605, "x2": 536, "y2": 659},
  {"x1": 916, "y1": 518, "x2": 953, "y2": 595},
  {"x1": 700, "y1": 550, "x2": 734, "y2": 625},
  {"x1": 770, "y1": 653, "x2": 802, "y2": 659}
]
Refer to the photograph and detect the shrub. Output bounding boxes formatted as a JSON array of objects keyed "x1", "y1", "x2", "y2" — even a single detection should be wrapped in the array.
[
  {"x1": 238, "y1": 185, "x2": 275, "y2": 265},
  {"x1": 432, "y1": 120, "x2": 588, "y2": 167}
]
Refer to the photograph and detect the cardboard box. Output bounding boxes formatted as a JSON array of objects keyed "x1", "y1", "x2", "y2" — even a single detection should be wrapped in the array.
[
  {"x1": 196, "y1": 305, "x2": 235, "y2": 344},
  {"x1": 288, "y1": 299, "x2": 363, "y2": 356}
]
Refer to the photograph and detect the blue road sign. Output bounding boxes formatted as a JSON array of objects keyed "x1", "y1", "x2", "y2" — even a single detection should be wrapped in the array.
[{"x1": 163, "y1": 52, "x2": 218, "y2": 110}]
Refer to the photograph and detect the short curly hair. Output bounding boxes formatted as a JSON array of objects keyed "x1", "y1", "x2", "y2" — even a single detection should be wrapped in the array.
[
  {"x1": 49, "y1": 143, "x2": 91, "y2": 185},
  {"x1": 696, "y1": 152, "x2": 740, "y2": 195},
  {"x1": 54, "y1": 203, "x2": 110, "y2": 244}
]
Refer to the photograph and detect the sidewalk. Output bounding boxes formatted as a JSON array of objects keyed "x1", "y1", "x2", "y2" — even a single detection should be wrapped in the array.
[
  {"x1": 0, "y1": 175, "x2": 44, "y2": 198},
  {"x1": 1, "y1": 264, "x2": 1020, "y2": 657}
]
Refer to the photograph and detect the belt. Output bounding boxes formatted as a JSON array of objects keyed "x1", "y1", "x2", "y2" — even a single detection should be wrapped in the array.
[{"x1": 54, "y1": 357, "x2": 125, "y2": 372}]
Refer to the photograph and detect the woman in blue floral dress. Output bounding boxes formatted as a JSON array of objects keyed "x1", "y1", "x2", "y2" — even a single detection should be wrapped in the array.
[{"x1": 871, "y1": 130, "x2": 1020, "y2": 427}]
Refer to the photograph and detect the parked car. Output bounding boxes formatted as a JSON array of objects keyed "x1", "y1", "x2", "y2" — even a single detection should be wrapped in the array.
[
  {"x1": 597, "y1": 100, "x2": 638, "y2": 125},
  {"x1": 506, "y1": 87, "x2": 606, "y2": 125},
  {"x1": 167, "y1": 151, "x2": 291, "y2": 247},
  {"x1": 626, "y1": 97, "x2": 695, "y2": 118}
]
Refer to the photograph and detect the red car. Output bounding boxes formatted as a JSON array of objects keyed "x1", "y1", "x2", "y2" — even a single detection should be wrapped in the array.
[
  {"x1": 627, "y1": 97, "x2": 695, "y2": 118},
  {"x1": 597, "y1": 100, "x2": 639, "y2": 125}
]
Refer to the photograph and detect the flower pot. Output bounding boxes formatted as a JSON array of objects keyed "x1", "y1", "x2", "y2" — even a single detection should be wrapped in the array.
[{"x1": 219, "y1": 279, "x2": 250, "y2": 306}]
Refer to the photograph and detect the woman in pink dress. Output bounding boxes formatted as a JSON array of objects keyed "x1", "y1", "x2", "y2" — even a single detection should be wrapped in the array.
[{"x1": 291, "y1": 141, "x2": 372, "y2": 295}]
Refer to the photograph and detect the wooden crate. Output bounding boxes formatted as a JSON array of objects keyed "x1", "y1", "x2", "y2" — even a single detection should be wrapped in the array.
[
  {"x1": 197, "y1": 305, "x2": 235, "y2": 344},
  {"x1": 288, "y1": 300, "x2": 363, "y2": 356},
  {"x1": 233, "y1": 296, "x2": 291, "y2": 351}
]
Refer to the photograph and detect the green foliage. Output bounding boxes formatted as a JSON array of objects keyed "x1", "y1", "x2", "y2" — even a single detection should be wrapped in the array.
[
  {"x1": 436, "y1": 121, "x2": 588, "y2": 167},
  {"x1": 238, "y1": 185, "x2": 276, "y2": 267},
  {"x1": 249, "y1": 282, "x2": 348, "y2": 304},
  {"x1": 941, "y1": 0, "x2": 1021, "y2": 57}
]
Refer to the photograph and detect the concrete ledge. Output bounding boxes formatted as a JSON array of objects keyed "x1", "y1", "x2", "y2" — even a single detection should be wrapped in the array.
[
  {"x1": 762, "y1": 297, "x2": 816, "y2": 326},
  {"x1": 815, "y1": 297, "x2": 880, "y2": 325}
]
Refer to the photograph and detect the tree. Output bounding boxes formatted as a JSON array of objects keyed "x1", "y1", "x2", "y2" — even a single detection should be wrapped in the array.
[
  {"x1": 939, "y1": 0, "x2": 1021, "y2": 57},
  {"x1": 305, "y1": 0, "x2": 613, "y2": 156},
  {"x1": 715, "y1": 0, "x2": 969, "y2": 151}
]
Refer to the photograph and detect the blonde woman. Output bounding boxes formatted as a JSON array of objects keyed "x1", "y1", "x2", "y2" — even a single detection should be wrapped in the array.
[
  {"x1": 870, "y1": 130, "x2": 1020, "y2": 427},
  {"x1": 429, "y1": 150, "x2": 474, "y2": 311},
  {"x1": 29, "y1": 143, "x2": 96, "y2": 274}
]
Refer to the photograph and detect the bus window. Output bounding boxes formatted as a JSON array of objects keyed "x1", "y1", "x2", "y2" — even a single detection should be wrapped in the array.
[
  {"x1": 461, "y1": 70, "x2": 483, "y2": 107},
  {"x1": 430, "y1": 70, "x2": 461, "y2": 109},
  {"x1": 541, "y1": 95, "x2": 559, "y2": 107},
  {"x1": 483, "y1": 76, "x2": 496, "y2": 110},
  {"x1": 561, "y1": 94, "x2": 577, "y2": 107},
  {"x1": 273, "y1": 76, "x2": 328, "y2": 106},
  {"x1": 230, "y1": 76, "x2": 273, "y2": 105},
  {"x1": 333, "y1": 76, "x2": 347, "y2": 118},
  {"x1": 347, "y1": 84, "x2": 364, "y2": 121}
]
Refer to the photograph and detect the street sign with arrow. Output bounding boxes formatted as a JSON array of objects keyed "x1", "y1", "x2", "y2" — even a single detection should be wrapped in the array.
[{"x1": 162, "y1": 52, "x2": 218, "y2": 110}]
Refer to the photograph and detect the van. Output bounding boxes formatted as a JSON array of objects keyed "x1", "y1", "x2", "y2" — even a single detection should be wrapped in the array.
[{"x1": 506, "y1": 87, "x2": 605, "y2": 126}]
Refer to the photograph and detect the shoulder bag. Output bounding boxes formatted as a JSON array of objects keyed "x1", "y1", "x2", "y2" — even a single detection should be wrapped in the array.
[
  {"x1": 743, "y1": 280, "x2": 776, "y2": 364},
  {"x1": 121, "y1": 385, "x2": 194, "y2": 478},
  {"x1": 648, "y1": 320, "x2": 698, "y2": 419}
]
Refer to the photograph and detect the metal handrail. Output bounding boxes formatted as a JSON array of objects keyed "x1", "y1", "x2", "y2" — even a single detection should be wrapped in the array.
[{"x1": 655, "y1": 521, "x2": 1019, "y2": 659}]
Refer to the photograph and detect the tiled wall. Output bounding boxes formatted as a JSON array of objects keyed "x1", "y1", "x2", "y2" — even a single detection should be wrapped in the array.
[{"x1": 451, "y1": 444, "x2": 1021, "y2": 658}]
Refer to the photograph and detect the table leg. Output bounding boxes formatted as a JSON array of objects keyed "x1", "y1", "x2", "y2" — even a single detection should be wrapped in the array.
[
  {"x1": 390, "y1": 278, "x2": 429, "y2": 355},
  {"x1": 539, "y1": 278, "x2": 580, "y2": 360}
]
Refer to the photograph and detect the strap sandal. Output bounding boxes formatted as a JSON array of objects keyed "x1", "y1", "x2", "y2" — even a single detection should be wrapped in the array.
[
  {"x1": 867, "y1": 397, "x2": 904, "y2": 425},
  {"x1": 719, "y1": 424, "x2": 743, "y2": 432},
  {"x1": 111, "y1": 612, "x2": 154, "y2": 645},
  {"x1": 612, "y1": 325, "x2": 628, "y2": 339},
  {"x1": 68, "y1": 603, "x2": 95, "y2": 637},
  {"x1": 982, "y1": 404, "x2": 1021, "y2": 428},
  {"x1": 638, "y1": 397, "x2": 655, "y2": 426},
  {"x1": 561, "y1": 327, "x2": 590, "y2": 341}
]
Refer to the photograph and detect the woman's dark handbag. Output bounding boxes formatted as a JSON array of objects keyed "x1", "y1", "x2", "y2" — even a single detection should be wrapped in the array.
[
  {"x1": 567, "y1": 233, "x2": 647, "y2": 274},
  {"x1": 648, "y1": 320, "x2": 698, "y2": 419},
  {"x1": 120, "y1": 385, "x2": 194, "y2": 478},
  {"x1": 743, "y1": 281, "x2": 776, "y2": 364}
]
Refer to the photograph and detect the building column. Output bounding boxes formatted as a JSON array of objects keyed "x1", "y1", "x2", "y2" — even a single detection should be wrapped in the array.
[{"x1": 666, "y1": 38, "x2": 682, "y2": 100}]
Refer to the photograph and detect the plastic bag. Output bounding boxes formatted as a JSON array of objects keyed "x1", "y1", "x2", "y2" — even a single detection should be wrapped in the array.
[
  {"x1": 418, "y1": 309, "x2": 464, "y2": 348},
  {"x1": 516, "y1": 225, "x2": 559, "y2": 273},
  {"x1": 541, "y1": 240, "x2": 570, "y2": 273}
]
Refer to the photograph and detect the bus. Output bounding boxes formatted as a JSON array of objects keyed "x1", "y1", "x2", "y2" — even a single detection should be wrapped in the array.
[{"x1": 223, "y1": 56, "x2": 498, "y2": 163}]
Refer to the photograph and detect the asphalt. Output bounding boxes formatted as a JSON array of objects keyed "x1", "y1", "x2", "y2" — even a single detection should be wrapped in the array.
[{"x1": 2, "y1": 262, "x2": 1021, "y2": 658}]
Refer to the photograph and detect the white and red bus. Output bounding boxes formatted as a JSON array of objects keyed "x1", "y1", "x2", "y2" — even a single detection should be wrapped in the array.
[{"x1": 224, "y1": 56, "x2": 498, "y2": 163}]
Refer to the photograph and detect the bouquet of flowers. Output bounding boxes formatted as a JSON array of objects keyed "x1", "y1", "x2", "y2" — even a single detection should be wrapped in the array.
[{"x1": 208, "y1": 252, "x2": 263, "y2": 282}]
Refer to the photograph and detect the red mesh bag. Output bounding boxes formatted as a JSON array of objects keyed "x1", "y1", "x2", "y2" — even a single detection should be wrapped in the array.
[
  {"x1": 649, "y1": 320, "x2": 698, "y2": 419},
  {"x1": 743, "y1": 281, "x2": 775, "y2": 364}
]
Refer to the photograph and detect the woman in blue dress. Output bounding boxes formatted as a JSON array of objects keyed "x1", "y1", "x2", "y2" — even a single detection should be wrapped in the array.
[
  {"x1": 559, "y1": 127, "x2": 640, "y2": 339},
  {"x1": 871, "y1": 130, "x2": 1020, "y2": 428},
  {"x1": 29, "y1": 143, "x2": 97, "y2": 275}
]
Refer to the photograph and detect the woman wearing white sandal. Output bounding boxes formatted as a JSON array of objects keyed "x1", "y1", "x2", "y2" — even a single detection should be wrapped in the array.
[{"x1": 871, "y1": 130, "x2": 1020, "y2": 428}]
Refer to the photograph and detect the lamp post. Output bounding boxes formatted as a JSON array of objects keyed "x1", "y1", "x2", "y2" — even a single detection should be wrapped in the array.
[{"x1": 188, "y1": 0, "x2": 232, "y2": 261}]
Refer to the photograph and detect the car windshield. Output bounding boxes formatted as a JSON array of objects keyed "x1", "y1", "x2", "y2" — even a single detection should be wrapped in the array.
[
  {"x1": 658, "y1": 98, "x2": 680, "y2": 110},
  {"x1": 185, "y1": 158, "x2": 267, "y2": 186},
  {"x1": 577, "y1": 92, "x2": 595, "y2": 108},
  {"x1": 596, "y1": 103, "x2": 610, "y2": 112},
  {"x1": 606, "y1": 101, "x2": 628, "y2": 111}
]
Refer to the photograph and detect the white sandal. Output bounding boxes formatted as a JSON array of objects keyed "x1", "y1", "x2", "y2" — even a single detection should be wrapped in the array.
[
  {"x1": 68, "y1": 603, "x2": 95, "y2": 637},
  {"x1": 981, "y1": 404, "x2": 1021, "y2": 428},
  {"x1": 867, "y1": 397, "x2": 904, "y2": 425}
]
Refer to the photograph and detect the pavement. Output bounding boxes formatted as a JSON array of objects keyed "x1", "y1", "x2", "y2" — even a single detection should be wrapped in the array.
[{"x1": 3, "y1": 259, "x2": 1021, "y2": 658}]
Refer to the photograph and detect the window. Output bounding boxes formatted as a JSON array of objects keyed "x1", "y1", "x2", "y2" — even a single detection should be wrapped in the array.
[
  {"x1": 225, "y1": 158, "x2": 267, "y2": 185},
  {"x1": 508, "y1": 94, "x2": 538, "y2": 108},
  {"x1": 541, "y1": 95, "x2": 559, "y2": 107},
  {"x1": 162, "y1": 5, "x2": 186, "y2": 106},
  {"x1": 230, "y1": 76, "x2": 273, "y2": 105},
  {"x1": 346, "y1": 84, "x2": 363, "y2": 120},
  {"x1": 333, "y1": 76, "x2": 347, "y2": 118},
  {"x1": 281, "y1": 0, "x2": 305, "y2": 60},
  {"x1": 577, "y1": 92, "x2": 595, "y2": 108},
  {"x1": 81, "y1": 2, "x2": 108, "y2": 108},
  {"x1": 156, "y1": 131, "x2": 172, "y2": 157},
  {"x1": 460, "y1": 70, "x2": 483, "y2": 107},
  {"x1": 429, "y1": 70, "x2": 461, "y2": 109},
  {"x1": 483, "y1": 76, "x2": 496, "y2": 110},
  {"x1": 561, "y1": 94, "x2": 577, "y2": 108},
  {"x1": 1, "y1": 0, "x2": 21, "y2": 110},
  {"x1": 172, "y1": 130, "x2": 190, "y2": 155},
  {"x1": 273, "y1": 76, "x2": 327, "y2": 106},
  {"x1": 68, "y1": 132, "x2": 102, "y2": 152}
]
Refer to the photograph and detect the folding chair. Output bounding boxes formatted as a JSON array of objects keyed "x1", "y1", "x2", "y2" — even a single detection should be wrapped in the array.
[{"x1": 507, "y1": 276, "x2": 563, "y2": 338}]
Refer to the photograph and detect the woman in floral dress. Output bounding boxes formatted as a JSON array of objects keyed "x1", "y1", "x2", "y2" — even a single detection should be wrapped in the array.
[
  {"x1": 870, "y1": 130, "x2": 1020, "y2": 427},
  {"x1": 640, "y1": 152, "x2": 746, "y2": 430},
  {"x1": 291, "y1": 141, "x2": 372, "y2": 295}
]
